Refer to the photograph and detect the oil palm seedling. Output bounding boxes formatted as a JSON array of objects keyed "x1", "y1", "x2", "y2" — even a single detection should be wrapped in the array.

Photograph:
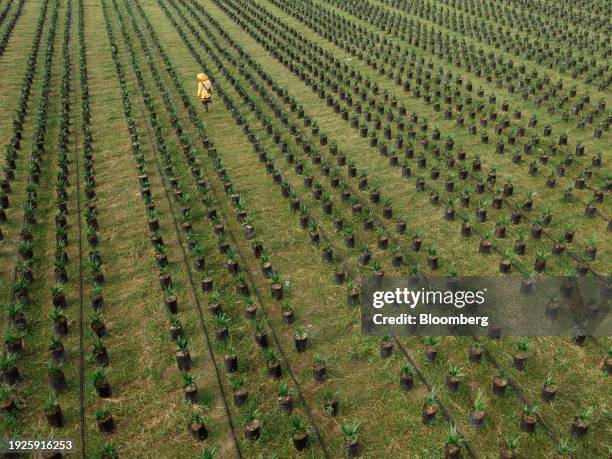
[
  {"x1": 265, "y1": 349, "x2": 281, "y2": 379},
  {"x1": 424, "y1": 336, "x2": 439, "y2": 361},
  {"x1": 175, "y1": 336, "x2": 191, "y2": 371},
  {"x1": 294, "y1": 326, "x2": 308, "y2": 352},
  {"x1": 188, "y1": 411, "x2": 207, "y2": 440},
  {"x1": 446, "y1": 365, "x2": 464, "y2": 392},
  {"x1": 341, "y1": 421, "x2": 361, "y2": 458},
  {"x1": 166, "y1": 311, "x2": 183, "y2": 342},
  {"x1": 44, "y1": 393, "x2": 64, "y2": 428},
  {"x1": 427, "y1": 244, "x2": 439, "y2": 269},
  {"x1": 358, "y1": 243, "x2": 370, "y2": 266},
  {"x1": 51, "y1": 307, "x2": 68, "y2": 336},
  {"x1": 541, "y1": 372, "x2": 557, "y2": 403},
  {"x1": 0, "y1": 353, "x2": 19, "y2": 385},
  {"x1": 313, "y1": 354, "x2": 327, "y2": 382},
  {"x1": 270, "y1": 272, "x2": 284, "y2": 300},
  {"x1": 479, "y1": 230, "x2": 494, "y2": 254},
  {"x1": 379, "y1": 332, "x2": 394, "y2": 358},
  {"x1": 492, "y1": 371, "x2": 508, "y2": 396},
  {"x1": 513, "y1": 340, "x2": 530, "y2": 370},
  {"x1": 48, "y1": 335, "x2": 66, "y2": 362},
  {"x1": 226, "y1": 373, "x2": 247, "y2": 406},
  {"x1": 90, "y1": 310, "x2": 107, "y2": 338},
  {"x1": 92, "y1": 338, "x2": 109, "y2": 367},
  {"x1": 92, "y1": 368, "x2": 112, "y2": 398},
  {"x1": 572, "y1": 407, "x2": 593, "y2": 438},
  {"x1": 520, "y1": 404, "x2": 539, "y2": 433},
  {"x1": 444, "y1": 424, "x2": 464, "y2": 459},
  {"x1": 213, "y1": 313, "x2": 230, "y2": 341},
  {"x1": 555, "y1": 439, "x2": 577, "y2": 459},
  {"x1": 48, "y1": 361, "x2": 67, "y2": 392},
  {"x1": 399, "y1": 365, "x2": 414, "y2": 391},
  {"x1": 422, "y1": 386, "x2": 438, "y2": 424},
  {"x1": 498, "y1": 249, "x2": 513, "y2": 274},
  {"x1": 223, "y1": 339, "x2": 238, "y2": 373},
  {"x1": 291, "y1": 415, "x2": 309, "y2": 451},
  {"x1": 277, "y1": 382, "x2": 293, "y2": 414},
  {"x1": 469, "y1": 342, "x2": 484, "y2": 363},
  {"x1": 51, "y1": 284, "x2": 66, "y2": 308},
  {"x1": 3, "y1": 328, "x2": 23, "y2": 355},
  {"x1": 244, "y1": 402, "x2": 261, "y2": 440},
  {"x1": 323, "y1": 388, "x2": 339, "y2": 417},
  {"x1": 499, "y1": 434, "x2": 520, "y2": 459},
  {"x1": 470, "y1": 389, "x2": 486, "y2": 428},
  {"x1": 281, "y1": 300, "x2": 294, "y2": 325}
]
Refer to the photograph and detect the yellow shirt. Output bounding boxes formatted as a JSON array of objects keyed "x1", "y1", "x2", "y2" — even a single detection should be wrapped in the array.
[{"x1": 198, "y1": 79, "x2": 212, "y2": 100}]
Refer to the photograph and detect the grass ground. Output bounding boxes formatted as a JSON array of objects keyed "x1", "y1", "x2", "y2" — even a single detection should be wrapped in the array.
[{"x1": 0, "y1": 0, "x2": 609, "y2": 457}]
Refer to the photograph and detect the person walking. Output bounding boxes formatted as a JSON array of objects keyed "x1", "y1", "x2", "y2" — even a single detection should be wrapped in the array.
[{"x1": 197, "y1": 73, "x2": 213, "y2": 111}]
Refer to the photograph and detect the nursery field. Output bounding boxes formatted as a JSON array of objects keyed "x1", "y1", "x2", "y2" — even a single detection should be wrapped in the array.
[{"x1": 0, "y1": 0, "x2": 610, "y2": 457}]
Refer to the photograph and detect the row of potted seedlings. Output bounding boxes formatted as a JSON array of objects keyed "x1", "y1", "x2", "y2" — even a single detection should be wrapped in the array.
[
  {"x1": 107, "y1": 4, "x2": 300, "y2": 451},
  {"x1": 128, "y1": 0, "x2": 323, "y2": 383},
  {"x1": 0, "y1": 0, "x2": 50, "y2": 246},
  {"x1": 45, "y1": 0, "x2": 76, "y2": 430},
  {"x1": 139, "y1": 0, "x2": 317, "y2": 357},
  {"x1": 141, "y1": 3, "x2": 349, "y2": 452},
  {"x1": 103, "y1": 0, "x2": 237, "y2": 440},
  {"x1": 100, "y1": 0, "x2": 226, "y2": 439},
  {"x1": 0, "y1": 0, "x2": 49, "y2": 328},
  {"x1": 0, "y1": 0, "x2": 25, "y2": 59},
  {"x1": 1, "y1": 0, "x2": 59, "y2": 425},
  {"x1": 0, "y1": 0, "x2": 17, "y2": 28},
  {"x1": 110, "y1": 0, "x2": 264, "y2": 448},
  {"x1": 77, "y1": 1, "x2": 120, "y2": 452},
  {"x1": 119, "y1": 0, "x2": 302, "y2": 405}
]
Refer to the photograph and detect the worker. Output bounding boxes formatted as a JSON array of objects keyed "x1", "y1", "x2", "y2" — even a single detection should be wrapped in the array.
[{"x1": 197, "y1": 73, "x2": 213, "y2": 112}]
